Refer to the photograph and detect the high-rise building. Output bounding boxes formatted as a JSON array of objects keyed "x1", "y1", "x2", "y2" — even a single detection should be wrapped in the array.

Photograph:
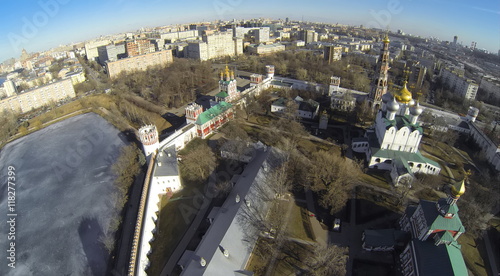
[
  {"x1": 324, "y1": 45, "x2": 342, "y2": 64},
  {"x1": 300, "y1": 30, "x2": 318, "y2": 44},
  {"x1": 408, "y1": 62, "x2": 427, "y2": 90},
  {"x1": 3, "y1": 80, "x2": 17, "y2": 97},
  {"x1": 126, "y1": 39, "x2": 156, "y2": 57},
  {"x1": 453, "y1": 35, "x2": 458, "y2": 47},
  {"x1": 186, "y1": 31, "x2": 242, "y2": 61},
  {"x1": 368, "y1": 35, "x2": 391, "y2": 107},
  {"x1": 470, "y1": 41, "x2": 477, "y2": 51},
  {"x1": 85, "y1": 40, "x2": 111, "y2": 61},
  {"x1": 255, "y1": 27, "x2": 270, "y2": 43},
  {"x1": 98, "y1": 43, "x2": 126, "y2": 64}
]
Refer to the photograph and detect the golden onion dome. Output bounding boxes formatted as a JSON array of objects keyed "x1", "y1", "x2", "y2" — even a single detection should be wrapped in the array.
[
  {"x1": 451, "y1": 179, "x2": 466, "y2": 198},
  {"x1": 383, "y1": 34, "x2": 390, "y2": 44},
  {"x1": 394, "y1": 81, "x2": 413, "y2": 104}
]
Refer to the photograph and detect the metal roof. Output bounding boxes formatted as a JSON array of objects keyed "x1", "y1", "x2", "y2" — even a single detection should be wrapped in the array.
[
  {"x1": 179, "y1": 148, "x2": 278, "y2": 275},
  {"x1": 196, "y1": 101, "x2": 233, "y2": 125},
  {"x1": 155, "y1": 145, "x2": 179, "y2": 177}
]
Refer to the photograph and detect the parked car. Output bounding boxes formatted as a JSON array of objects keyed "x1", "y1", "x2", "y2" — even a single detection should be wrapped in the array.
[{"x1": 333, "y1": 218, "x2": 341, "y2": 232}]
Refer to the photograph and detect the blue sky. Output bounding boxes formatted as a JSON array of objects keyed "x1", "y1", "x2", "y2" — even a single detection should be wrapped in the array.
[{"x1": 0, "y1": 0, "x2": 499, "y2": 62}]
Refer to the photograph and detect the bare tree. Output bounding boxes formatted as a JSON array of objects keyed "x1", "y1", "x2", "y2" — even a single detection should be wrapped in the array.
[
  {"x1": 309, "y1": 151, "x2": 360, "y2": 214},
  {"x1": 304, "y1": 243, "x2": 348, "y2": 276},
  {"x1": 179, "y1": 140, "x2": 217, "y2": 181}
]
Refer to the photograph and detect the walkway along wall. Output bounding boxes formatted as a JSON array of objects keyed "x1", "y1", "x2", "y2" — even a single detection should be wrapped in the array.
[{"x1": 128, "y1": 152, "x2": 157, "y2": 276}]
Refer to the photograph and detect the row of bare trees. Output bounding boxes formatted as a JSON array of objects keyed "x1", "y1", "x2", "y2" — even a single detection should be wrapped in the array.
[
  {"x1": 100, "y1": 144, "x2": 146, "y2": 253},
  {"x1": 112, "y1": 59, "x2": 217, "y2": 108}
]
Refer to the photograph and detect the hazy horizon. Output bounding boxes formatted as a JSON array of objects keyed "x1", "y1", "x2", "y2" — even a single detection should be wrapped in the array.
[{"x1": 1, "y1": 0, "x2": 499, "y2": 62}]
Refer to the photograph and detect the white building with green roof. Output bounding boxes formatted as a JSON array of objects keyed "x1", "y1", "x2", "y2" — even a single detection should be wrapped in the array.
[{"x1": 353, "y1": 83, "x2": 440, "y2": 186}]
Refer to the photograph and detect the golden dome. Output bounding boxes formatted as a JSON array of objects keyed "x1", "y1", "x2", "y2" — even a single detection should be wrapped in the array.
[
  {"x1": 451, "y1": 179, "x2": 466, "y2": 198},
  {"x1": 394, "y1": 81, "x2": 413, "y2": 104},
  {"x1": 383, "y1": 34, "x2": 390, "y2": 44}
]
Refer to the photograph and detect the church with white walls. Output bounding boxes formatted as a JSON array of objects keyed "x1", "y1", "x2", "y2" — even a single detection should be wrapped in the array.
[{"x1": 352, "y1": 35, "x2": 440, "y2": 187}]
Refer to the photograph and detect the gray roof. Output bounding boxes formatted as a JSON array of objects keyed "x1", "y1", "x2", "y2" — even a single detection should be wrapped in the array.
[
  {"x1": 180, "y1": 148, "x2": 279, "y2": 275},
  {"x1": 363, "y1": 229, "x2": 407, "y2": 247},
  {"x1": 154, "y1": 145, "x2": 179, "y2": 177}
]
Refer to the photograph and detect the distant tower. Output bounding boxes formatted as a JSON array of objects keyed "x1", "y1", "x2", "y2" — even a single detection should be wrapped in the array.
[
  {"x1": 138, "y1": 125, "x2": 159, "y2": 158},
  {"x1": 328, "y1": 76, "x2": 341, "y2": 96},
  {"x1": 465, "y1": 106, "x2": 479, "y2": 123},
  {"x1": 368, "y1": 34, "x2": 391, "y2": 108},
  {"x1": 265, "y1": 65, "x2": 275, "y2": 79},
  {"x1": 470, "y1": 41, "x2": 477, "y2": 51},
  {"x1": 20, "y1": 49, "x2": 29, "y2": 61},
  {"x1": 185, "y1": 103, "x2": 203, "y2": 124},
  {"x1": 219, "y1": 65, "x2": 238, "y2": 102},
  {"x1": 453, "y1": 35, "x2": 458, "y2": 47}
]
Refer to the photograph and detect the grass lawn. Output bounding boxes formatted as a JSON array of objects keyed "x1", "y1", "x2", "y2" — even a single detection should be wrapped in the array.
[
  {"x1": 359, "y1": 171, "x2": 391, "y2": 190},
  {"x1": 356, "y1": 186, "x2": 401, "y2": 214},
  {"x1": 271, "y1": 241, "x2": 312, "y2": 276},
  {"x1": 245, "y1": 238, "x2": 272, "y2": 275},
  {"x1": 414, "y1": 188, "x2": 440, "y2": 201},
  {"x1": 287, "y1": 203, "x2": 315, "y2": 242},
  {"x1": 459, "y1": 233, "x2": 488, "y2": 276},
  {"x1": 146, "y1": 171, "x2": 206, "y2": 275}
]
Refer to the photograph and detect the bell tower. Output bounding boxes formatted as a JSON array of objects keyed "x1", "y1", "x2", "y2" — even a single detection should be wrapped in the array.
[{"x1": 369, "y1": 34, "x2": 391, "y2": 108}]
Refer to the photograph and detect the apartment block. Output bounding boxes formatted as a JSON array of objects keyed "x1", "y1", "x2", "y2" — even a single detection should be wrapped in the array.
[
  {"x1": 0, "y1": 78, "x2": 76, "y2": 114},
  {"x1": 106, "y1": 50, "x2": 173, "y2": 79}
]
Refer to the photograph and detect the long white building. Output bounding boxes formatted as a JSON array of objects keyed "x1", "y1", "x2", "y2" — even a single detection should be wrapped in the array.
[
  {"x1": 440, "y1": 67, "x2": 479, "y2": 100},
  {"x1": 187, "y1": 31, "x2": 243, "y2": 61},
  {"x1": 0, "y1": 78, "x2": 76, "y2": 114}
]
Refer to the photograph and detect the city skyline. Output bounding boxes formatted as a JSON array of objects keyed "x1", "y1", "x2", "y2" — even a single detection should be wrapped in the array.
[{"x1": 1, "y1": 0, "x2": 499, "y2": 63}]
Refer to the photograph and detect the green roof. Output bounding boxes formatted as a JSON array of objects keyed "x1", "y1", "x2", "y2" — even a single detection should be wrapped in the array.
[
  {"x1": 382, "y1": 111, "x2": 423, "y2": 134},
  {"x1": 371, "y1": 147, "x2": 441, "y2": 168},
  {"x1": 420, "y1": 200, "x2": 465, "y2": 233},
  {"x1": 215, "y1": 91, "x2": 229, "y2": 98},
  {"x1": 195, "y1": 101, "x2": 233, "y2": 125},
  {"x1": 272, "y1": 97, "x2": 287, "y2": 107},
  {"x1": 446, "y1": 241, "x2": 468, "y2": 276},
  {"x1": 437, "y1": 231, "x2": 455, "y2": 244}
]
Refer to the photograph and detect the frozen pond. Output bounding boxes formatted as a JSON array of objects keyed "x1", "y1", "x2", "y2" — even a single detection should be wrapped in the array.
[{"x1": 0, "y1": 113, "x2": 127, "y2": 276}]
